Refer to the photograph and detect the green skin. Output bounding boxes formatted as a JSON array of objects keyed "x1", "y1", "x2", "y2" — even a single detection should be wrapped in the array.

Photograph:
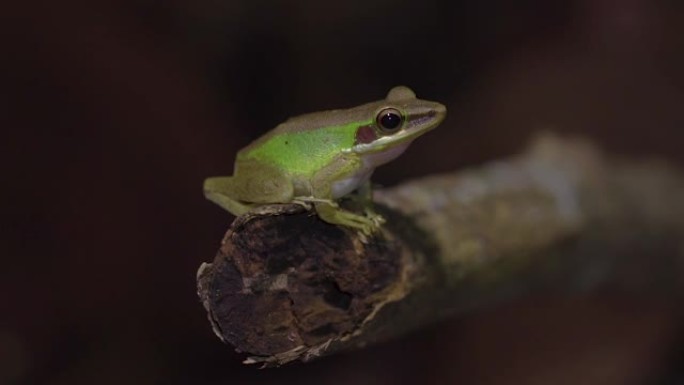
[{"x1": 204, "y1": 86, "x2": 447, "y2": 234}]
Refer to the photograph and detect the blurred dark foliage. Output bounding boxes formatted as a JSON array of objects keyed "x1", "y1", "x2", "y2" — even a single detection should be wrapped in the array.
[{"x1": 1, "y1": 0, "x2": 684, "y2": 384}]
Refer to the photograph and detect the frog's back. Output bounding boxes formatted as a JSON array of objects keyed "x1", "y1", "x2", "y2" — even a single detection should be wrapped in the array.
[{"x1": 237, "y1": 110, "x2": 370, "y2": 177}]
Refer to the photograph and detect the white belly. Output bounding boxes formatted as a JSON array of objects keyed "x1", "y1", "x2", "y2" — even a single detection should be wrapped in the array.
[
  {"x1": 331, "y1": 169, "x2": 373, "y2": 199},
  {"x1": 330, "y1": 142, "x2": 411, "y2": 199}
]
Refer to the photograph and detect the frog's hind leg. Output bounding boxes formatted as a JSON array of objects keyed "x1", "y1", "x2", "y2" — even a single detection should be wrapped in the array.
[
  {"x1": 204, "y1": 176, "x2": 255, "y2": 216},
  {"x1": 204, "y1": 163, "x2": 294, "y2": 216}
]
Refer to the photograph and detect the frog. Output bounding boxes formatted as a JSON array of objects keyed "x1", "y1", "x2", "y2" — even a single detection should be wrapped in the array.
[{"x1": 204, "y1": 86, "x2": 446, "y2": 235}]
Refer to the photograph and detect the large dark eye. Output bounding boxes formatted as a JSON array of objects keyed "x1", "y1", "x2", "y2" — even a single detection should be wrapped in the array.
[{"x1": 376, "y1": 108, "x2": 403, "y2": 133}]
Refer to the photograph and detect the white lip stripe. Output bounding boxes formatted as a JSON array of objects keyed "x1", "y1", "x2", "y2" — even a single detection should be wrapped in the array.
[{"x1": 350, "y1": 130, "x2": 424, "y2": 154}]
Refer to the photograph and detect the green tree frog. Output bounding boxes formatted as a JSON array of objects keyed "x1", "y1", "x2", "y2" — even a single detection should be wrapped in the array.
[{"x1": 204, "y1": 86, "x2": 446, "y2": 234}]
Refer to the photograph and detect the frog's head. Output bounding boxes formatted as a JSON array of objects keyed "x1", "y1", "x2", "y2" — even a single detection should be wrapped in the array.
[{"x1": 349, "y1": 86, "x2": 446, "y2": 167}]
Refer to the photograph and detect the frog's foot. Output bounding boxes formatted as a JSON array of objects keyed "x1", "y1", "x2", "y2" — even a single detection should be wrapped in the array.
[
  {"x1": 290, "y1": 199, "x2": 313, "y2": 211},
  {"x1": 293, "y1": 196, "x2": 342, "y2": 212},
  {"x1": 314, "y1": 203, "x2": 380, "y2": 237},
  {"x1": 335, "y1": 211, "x2": 378, "y2": 237},
  {"x1": 294, "y1": 196, "x2": 339, "y2": 207}
]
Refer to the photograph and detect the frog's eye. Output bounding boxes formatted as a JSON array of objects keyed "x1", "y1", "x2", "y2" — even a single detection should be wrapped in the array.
[{"x1": 376, "y1": 108, "x2": 404, "y2": 133}]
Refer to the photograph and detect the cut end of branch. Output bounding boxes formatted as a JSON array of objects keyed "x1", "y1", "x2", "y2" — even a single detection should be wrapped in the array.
[{"x1": 197, "y1": 204, "x2": 413, "y2": 365}]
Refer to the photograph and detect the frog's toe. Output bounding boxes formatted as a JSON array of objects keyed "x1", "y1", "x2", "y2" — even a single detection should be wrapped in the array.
[
  {"x1": 356, "y1": 217, "x2": 380, "y2": 236},
  {"x1": 367, "y1": 213, "x2": 386, "y2": 227},
  {"x1": 291, "y1": 199, "x2": 314, "y2": 211},
  {"x1": 341, "y1": 214, "x2": 375, "y2": 235},
  {"x1": 294, "y1": 196, "x2": 339, "y2": 207}
]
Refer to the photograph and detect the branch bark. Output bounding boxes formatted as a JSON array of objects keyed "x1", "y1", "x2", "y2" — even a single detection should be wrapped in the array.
[{"x1": 196, "y1": 134, "x2": 684, "y2": 366}]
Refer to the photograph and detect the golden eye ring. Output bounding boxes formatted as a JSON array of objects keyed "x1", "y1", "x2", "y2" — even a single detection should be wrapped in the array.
[{"x1": 375, "y1": 108, "x2": 404, "y2": 133}]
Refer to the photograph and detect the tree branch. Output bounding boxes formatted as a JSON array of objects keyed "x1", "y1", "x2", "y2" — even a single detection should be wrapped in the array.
[{"x1": 196, "y1": 134, "x2": 684, "y2": 366}]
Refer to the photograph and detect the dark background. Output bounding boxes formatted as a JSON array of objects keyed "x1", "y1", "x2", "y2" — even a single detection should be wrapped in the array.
[{"x1": 2, "y1": 0, "x2": 684, "y2": 384}]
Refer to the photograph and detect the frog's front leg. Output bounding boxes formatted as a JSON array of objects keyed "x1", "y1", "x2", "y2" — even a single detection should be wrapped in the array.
[
  {"x1": 311, "y1": 157, "x2": 379, "y2": 235},
  {"x1": 314, "y1": 200, "x2": 377, "y2": 235},
  {"x1": 353, "y1": 180, "x2": 386, "y2": 227}
]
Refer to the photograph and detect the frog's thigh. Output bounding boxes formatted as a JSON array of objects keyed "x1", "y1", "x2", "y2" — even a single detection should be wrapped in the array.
[
  {"x1": 236, "y1": 162, "x2": 294, "y2": 204},
  {"x1": 205, "y1": 162, "x2": 294, "y2": 215},
  {"x1": 203, "y1": 176, "x2": 253, "y2": 216}
]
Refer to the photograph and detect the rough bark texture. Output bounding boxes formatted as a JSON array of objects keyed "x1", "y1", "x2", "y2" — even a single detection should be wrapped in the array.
[
  {"x1": 197, "y1": 204, "x2": 408, "y2": 361},
  {"x1": 197, "y1": 134, "x2": 684, "y2": 366}
]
